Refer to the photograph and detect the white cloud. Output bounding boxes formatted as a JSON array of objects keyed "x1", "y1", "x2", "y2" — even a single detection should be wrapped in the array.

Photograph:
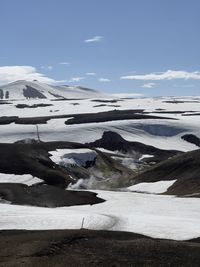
[
  {"x1": 142, "y1": 82, "x2": 155, "y2": 88},
  {"x1": 84, "y1": 36, "x2": 103, "y2": 43},
  {"x1": 98, "y1": 78, "x2": 110, "y2": 82},
  {"x1": 55, "y1": 79, "x2": 68, "y2": 84},
  {"x1": 0, "y1": 66, "x2": 56, "y2": 85},
  {"x1": 41, "y1": 65, "x2": 53, "y2": 71},
  {"x1": 86, "y1": 72, "x2": 96, "y2": 76},
  {"x1": 59, "y1": 62, "x2": 70, "y2": 65},
  {"x1": 69, "y1": 77, "x2": 85, "y2": 82},
  {"x1": 112, "y1": 93, "x2": 143, "y2": 98},
  {"x1": 121, "y1": 70, "x2": 200, "y2": 81}
]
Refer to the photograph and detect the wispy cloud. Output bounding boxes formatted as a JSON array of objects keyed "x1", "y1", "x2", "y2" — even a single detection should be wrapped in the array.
[
  {"x1": 98, "y1": 78, "x2": 110, "y2": 82},
  {"x1": 41, "y1": 65, "x2": 53, "y2": 71},
  {"x1": 59, "y1": 62, "x2": 70, "y2": 65},
  {"x1": 69, "y1": 77, "x2": 85, "y2": 82},
  {"x1": 121, "y1": 70, "x2": 200, "y2": 81},
  {"x1": 112, "y1": 93, "x2": 143, "y2": 98},
  {"x1": 84, "y1": 36, "x2": 103, "y2": 43},
  {"x1": 86, "y1": 72, "x2": 96, "y2": 76},
  {"x1": 0, "y1": 66, "x2": 56, "y2": 85},
  {"x1": 142, "y1": 82, "x2": 155, "y2": 88}
]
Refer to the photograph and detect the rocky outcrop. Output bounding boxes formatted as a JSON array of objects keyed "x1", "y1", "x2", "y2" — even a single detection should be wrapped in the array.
[
  {"x1": 181, "y1": 134, "x2": 200, "y2": 147},
  {"x1": 88, "y1": 131, "x2": 181, "y2": 162},
  {"x1": 0, "y1": 183, "x2": 104, "y2": 207},
  {"x1": 132, "y1": 149, "x2": 200, "y2": 196},
  {"x1": 23, "y1": 86, "x2": 47, "y2": 99},
  {"x1": 65, "y1": 109, "x2": 175, "y2": 125}
]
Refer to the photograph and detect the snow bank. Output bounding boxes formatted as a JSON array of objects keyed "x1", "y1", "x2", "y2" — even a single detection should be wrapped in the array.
[
  {"x1": 127, "y1": 180, "x2": 177, "y2": 194},
  {"x1": 49, "y1": 149, "x2": 97, "y2": 167},
  {"x1": 0, "y1": 190, "x2": 200, "y2": 240},
  {"x1": 0, "y1": 173, "x2": 43, "y2": 186}
]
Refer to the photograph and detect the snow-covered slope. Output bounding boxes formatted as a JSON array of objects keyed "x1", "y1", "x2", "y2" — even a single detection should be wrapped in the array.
[
  {"x1": 0, "y1": 190, "x2": 200, "y2": 240},
  {"x1": 0, "y1": 94, "x2": 200, "y2": 240},
  {"x1": 0, "y1": 96, "x2": 199, "y2": 152},
  {"x1": 0, "y1": 80, "x2": 111, "y2": 100}
]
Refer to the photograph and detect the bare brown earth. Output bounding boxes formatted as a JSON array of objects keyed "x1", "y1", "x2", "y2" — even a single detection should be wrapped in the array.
[{"x1": 0, "y1": 229, "x2": 200, "y2": 267}]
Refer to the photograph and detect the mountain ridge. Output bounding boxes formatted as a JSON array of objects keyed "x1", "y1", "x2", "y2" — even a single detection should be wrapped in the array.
[{"x1": 0, "y1": 80, "x2": 111, "y2": 100}]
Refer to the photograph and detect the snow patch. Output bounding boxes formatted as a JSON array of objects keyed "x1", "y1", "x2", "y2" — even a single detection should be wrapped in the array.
[
  {"x1": 139, "y1": 154, "x2": 154, "y2": 160},
  {"x1": 0, "y1": 173, "x2": 43, "y2": 186},
  {"x1": 127, "y1": 180, "x2": 177, "y2": 194},
  {"x1": 49, "y1": 149, "x2": 97, "y2": 167},
  {"x1": 0, "y1": 190, "x2": 199, "y2": 240}
]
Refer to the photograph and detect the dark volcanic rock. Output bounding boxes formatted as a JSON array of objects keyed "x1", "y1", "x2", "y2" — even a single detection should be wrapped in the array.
[
  {"x1": 16, "y1": 103, "x2": 53, "y2": 109},
  {"x1": 0, "y1": 141, "x2": 135, "y2": 190},
  {"x1": 0, "y1": 116, "x2": 18, "y2": 125},
  {"x1": 152, "y1": 110, "x2": 187, "y2": 114},
  {"x1": 0, "y1": 89, "x2": 3, "y2": 99},
  {"x1": 88, "y1": 131, "x2": 181, "y2": 162},
  {"x1": 23, "y1": 86, "x2": 47, "y2": 99},
  {"x1": 132, "y1": 149, "x2": 200, "y2": 196},
  {"x1": 0, "y1": 183, "x2": 104, "y2": 207},
  {"x1": 93, "y1": 104, "x2": 107, "y2": 107},
  {"x1": 15, "y1": 117, "x2": 50, "y2": 124},
  {"x1": 70, "y1": 103, "x2": 80, "y2": 106},
  {"x1": 163, "y1": 100, "x2": 185, "y2": 104},
  {"x1": 181, "y1": 134, "x2": 200, "y2": 147},
  {"x1": 91, "y1": 99, "x2": 120, "y2": 103},
  {"x1": 0, "y1": 229, "x2": 200, "y2": 267},
  {"x1": 182, "y1": 113, "x2": 200, "y2": 116},
  {"x1": 0, "y1": 109, "x2": 174, "y2": 126},
  {"x1": 0, "y1": 142, "x2": 83, "y2": 187},
  {"x1": 65, "y1": 109, "x2": 174, "y2": 125},
  {"x1": 93, "y1": 104, "x2": 121, "y2": 108},
  {"x1": 48, "y1": 91, "x2": 64, "y2": 99}
]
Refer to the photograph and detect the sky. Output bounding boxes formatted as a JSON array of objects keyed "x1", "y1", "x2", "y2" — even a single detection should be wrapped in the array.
[{"x1": 0, "y1": 0, "x2": 200, "y2": 96}]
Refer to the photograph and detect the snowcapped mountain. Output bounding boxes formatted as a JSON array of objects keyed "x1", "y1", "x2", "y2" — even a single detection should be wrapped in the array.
[{"x1": 0, "y1": 80, "x2": 111, "y2": 100}]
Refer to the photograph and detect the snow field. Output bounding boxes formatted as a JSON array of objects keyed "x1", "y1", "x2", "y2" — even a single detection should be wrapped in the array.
[{"x1": 0, "y1": 190, "x2": 200, "y2": 240}]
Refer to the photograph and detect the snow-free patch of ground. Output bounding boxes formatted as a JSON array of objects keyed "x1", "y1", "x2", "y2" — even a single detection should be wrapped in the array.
[
  {"x1": 127, "y1": 180, "x2": 177, "y2": 194},
  {"x1": 0, "y1": 190, "x2": 199, "y2": 241}
]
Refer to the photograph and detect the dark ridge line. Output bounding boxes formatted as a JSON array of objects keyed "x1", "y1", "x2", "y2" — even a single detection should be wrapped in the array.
[
  {"x1": 182, "y1": 113, "x2": 200, "y2": 116},
  {"x1": 0, "y1": 109, "x2": 176, "y2": 125},
  {"x1": 181, "y1": 134, "x2": 200, "y2": 147},
  {"x1": 64, "y1": 110, "x2": 176, "y2": 125}
]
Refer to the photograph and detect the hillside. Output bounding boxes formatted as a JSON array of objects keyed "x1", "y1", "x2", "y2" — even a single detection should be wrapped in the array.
[
  {"x1": 0, "y1": 80, "x2": 110, "y2": 100},
  {"x1": 132, "y1": 148, "x2": 200, "y2": 196}
]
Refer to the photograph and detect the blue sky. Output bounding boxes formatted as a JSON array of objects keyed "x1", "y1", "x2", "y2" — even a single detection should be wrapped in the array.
[{"x1": 0, "y1": 0, "x2": 200, "y2": 96}]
